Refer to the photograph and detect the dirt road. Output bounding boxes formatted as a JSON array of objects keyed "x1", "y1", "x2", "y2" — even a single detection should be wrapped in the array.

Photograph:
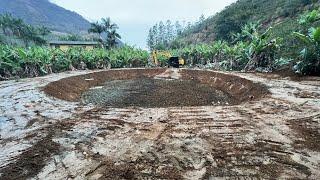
[{"x1": 0, "y1": 69, "x2": 319, "y2": 179}]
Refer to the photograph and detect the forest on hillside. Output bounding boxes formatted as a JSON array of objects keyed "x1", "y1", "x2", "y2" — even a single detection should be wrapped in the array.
[{"x1": 147, "y1": 1, "x2": 320, "y2": 75}]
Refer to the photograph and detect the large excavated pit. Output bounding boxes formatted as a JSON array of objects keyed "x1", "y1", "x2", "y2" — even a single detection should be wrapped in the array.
[
  {"x1": 3, "y1": 68, "x2": 320, "y2": 179},
  {"x1": 44, "y1": 68, "x2": 268, "y2": 107}
]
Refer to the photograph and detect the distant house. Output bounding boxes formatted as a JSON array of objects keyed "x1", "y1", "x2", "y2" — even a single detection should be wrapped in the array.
[{"x1": 48, "y1": 41, "x2": 100, "y2": 50}]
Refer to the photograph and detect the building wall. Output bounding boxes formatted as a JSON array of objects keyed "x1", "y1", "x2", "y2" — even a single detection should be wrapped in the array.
[
  {"x1": 60, "y1": 45, "x2": 69, "y2": 51},
  {"x1": 50, "y1": 44, "x2": 96, "y2": 51},
  {"x1": 85, "y1": 46, "x2": 94, "y2": 50}
]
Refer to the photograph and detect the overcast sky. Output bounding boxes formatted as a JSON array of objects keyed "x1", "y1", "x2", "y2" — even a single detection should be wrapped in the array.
[{"x1": 50, "y1": 0, "x2": 237, "y2": 48}]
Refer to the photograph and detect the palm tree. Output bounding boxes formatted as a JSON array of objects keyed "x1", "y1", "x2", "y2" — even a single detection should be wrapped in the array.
[
  {"x1": 88, "y1": 22, "x2": 105, "y2": 42},
  {"x1": 106, "y1": 29, "x2": 121, "y2": 48},
  {"x1": 101, "y1": 17, "x2": 118, "y2": 31},
  {"x1": 101, "y1": 17, "x2": 121, "y2": 49},
  {"x1": 88, "y1": 18, "x2": 121, "y2": 49}
]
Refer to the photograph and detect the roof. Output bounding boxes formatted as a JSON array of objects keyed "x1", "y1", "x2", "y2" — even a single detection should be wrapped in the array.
[{"x1": 49, "y1": 41, "x2": 100, "y2": 45}]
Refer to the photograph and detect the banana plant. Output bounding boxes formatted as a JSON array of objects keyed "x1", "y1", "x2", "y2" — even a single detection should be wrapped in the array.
[
  {"x1": 299, "y1": 9, "x2": 320, "y2": 26},
  {"x1": 0, "y1": 45, "x2": 22, "y2": 78},
  {"x1": 233, "y1": 22, "x2": 280, "y2": 71},
  {"x1": 293, "y1": 27, "x2": 320, "y2": 75},
  {"x1": 51, "y1": 49, "x2": 71, "y2": 72},
  {"x1": 0, "y1": 44, "x2": 150, "y2": 80}
]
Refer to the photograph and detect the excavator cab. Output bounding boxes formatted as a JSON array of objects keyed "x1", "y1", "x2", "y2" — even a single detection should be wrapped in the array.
[
  {"x1": 168, "y1": 57, "x2": 180, "y2": 68},
  {"x1": 152, "y1": 50, "x2": 185, "y2": 68}
]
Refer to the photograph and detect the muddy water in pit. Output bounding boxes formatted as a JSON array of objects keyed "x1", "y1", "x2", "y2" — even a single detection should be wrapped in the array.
[{"x1": 81, "y1": 78, "x2": 236, "y2": 108}]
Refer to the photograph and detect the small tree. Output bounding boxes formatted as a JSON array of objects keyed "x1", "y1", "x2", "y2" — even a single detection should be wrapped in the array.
[
  {"x1": 147, "y1": 29, "x2": 155, "y2": 50},
  {"x1": 0, "y1": 13, "x2": 12, "y2": 36},
  {"x1": 175, "y1": 21, "x2": 183, "y2": 36},
  {"x1": 20, "y1": 24, "x2": 46, "y2": 47}
]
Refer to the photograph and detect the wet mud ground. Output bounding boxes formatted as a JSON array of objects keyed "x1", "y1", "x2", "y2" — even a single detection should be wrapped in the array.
[
  {"x1": 81, "y1": 78, "x2": 236, "y2": 108},
  {"x1": 0, "y1": 68, "x2": 320, "y2": 179}
]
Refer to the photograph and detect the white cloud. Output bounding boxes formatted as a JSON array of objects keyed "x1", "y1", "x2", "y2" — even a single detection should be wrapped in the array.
[{"x1": 50, "y1": 0, "x2": 236, "y2": 48}]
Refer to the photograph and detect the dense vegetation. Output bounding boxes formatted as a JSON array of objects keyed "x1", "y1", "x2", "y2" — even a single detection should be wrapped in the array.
[
  {"x1": 176, "y1": 0, "x2": 319, "y2": 44},
  {"x1": 149, "y1": 2, "x2": 320, "y2": 76},
  {"x1": 0, "y1": 45, "x2": 149, "y2": 80},
  {"x1": 157, "y1": 23, "x2": 282, "y2": 72}
]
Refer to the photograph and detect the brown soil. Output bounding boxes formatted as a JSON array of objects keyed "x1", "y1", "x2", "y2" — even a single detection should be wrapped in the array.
[
  {"x1": 0, "y1": 137, "x2": 59, "y2": 180},
  {"x1": 0, "y1": 123, "x2": 67, "y2": 180},
  {"x1": 252, "y1": 68, "x2": 320, "y2": 82},
  {"x1": 180, "y1": 69, "x2": 269, "y2": 102},
  {"x1": 43, "y1": 68, "x2": 167, "y2": 102},
  {"x1": 2, "y1": 68, "x2": 319, "y2": 179},
  {"x1": 288, "y1": 114, "x2": 320, "y2": 151},
  {"x1": 0, "y1": 118, "x2": 78, "y2": 180}
]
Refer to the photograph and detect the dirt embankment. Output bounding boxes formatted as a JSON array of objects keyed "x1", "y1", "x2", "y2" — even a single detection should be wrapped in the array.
[
  {"x1": 43, "y1": 68, "x2": 167, "y2": 102},
  {"x1": 180, "y1": 69, "x2": 269, "y2": 102},
  {"x1": 44, "y1": 68, "x2": 269, "y2": 107}
]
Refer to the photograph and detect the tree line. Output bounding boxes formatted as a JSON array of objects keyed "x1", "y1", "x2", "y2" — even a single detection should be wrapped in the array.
[
  {"x1": 0, "y1": 13, "x2": 51, "y2": 47},
  {"x1": 147, "y1": 15, "x2": 207, "y2": 50}
]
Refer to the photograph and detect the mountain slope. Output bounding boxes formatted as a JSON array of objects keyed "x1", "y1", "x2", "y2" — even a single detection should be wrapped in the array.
[
  {"x1": 177, "y1": 0, "x2": 319, "y2": 44},
  {"x1": 0, "y1": 0, "x2": 90, "y2": 34}
]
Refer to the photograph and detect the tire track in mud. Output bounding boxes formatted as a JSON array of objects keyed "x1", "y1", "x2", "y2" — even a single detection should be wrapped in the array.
[
  {"x1": 287, "y1": 113, "x2": 320, "y2": 151},
  {"x1": 1, "y1": 69, "x2": 320, "y2": 179},
  {"x1": 0, "y1": 119, "x2": 76, "y2": 180},
  {"x1": 151, "y1": 105, "x2": 313, "y2": 179},
  {"x1": 5, "y1": 100, "x2": 314, "y2": 179}
]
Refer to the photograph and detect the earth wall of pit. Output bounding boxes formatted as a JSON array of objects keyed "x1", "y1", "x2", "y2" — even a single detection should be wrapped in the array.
[{"x1": 43, "y1": 68, "x2": 269, "y2": 104}]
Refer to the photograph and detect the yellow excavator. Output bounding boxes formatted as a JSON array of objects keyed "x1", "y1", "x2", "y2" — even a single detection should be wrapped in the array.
[{"x1": 151, "y1": 50, "x2": 185, "y2": 68}]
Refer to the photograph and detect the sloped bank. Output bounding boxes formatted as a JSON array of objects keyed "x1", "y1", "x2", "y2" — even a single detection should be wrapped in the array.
[{"x1": 43, "y1": 68, "x2": 269, "y2": 107}]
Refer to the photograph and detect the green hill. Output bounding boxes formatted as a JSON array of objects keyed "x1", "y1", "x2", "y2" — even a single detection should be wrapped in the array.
[
  {"x1": 0, "y1": 0, "x2": 90, "y2": 34},
  {"x1": 177, "y1": 0, "x2": 319, "y2": 45}
]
